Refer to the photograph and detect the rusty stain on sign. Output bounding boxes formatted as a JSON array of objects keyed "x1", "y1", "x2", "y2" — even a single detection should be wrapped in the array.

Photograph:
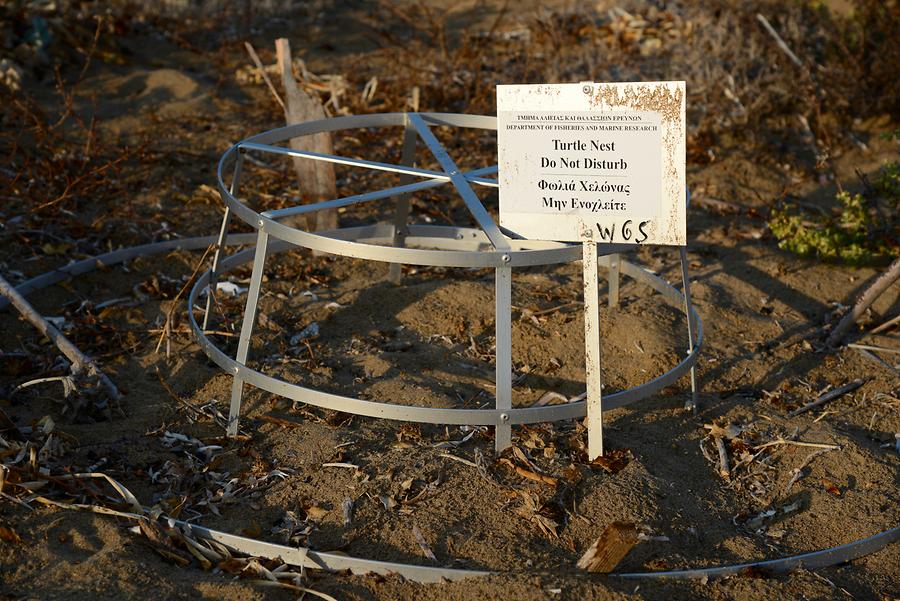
[{"x1": 497, "y1": 81, "x2": 686, "y2": 246}]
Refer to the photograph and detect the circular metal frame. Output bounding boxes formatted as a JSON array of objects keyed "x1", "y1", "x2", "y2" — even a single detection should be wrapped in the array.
[
  {"x1": 216, "y1": 113, "x2": 636, "y2": 267},
  {"x1": 201, "y1": 112, "x2": 703, "y2": 446},
  {"x1": 3, "y1": 238, "x2": 895, "y2": 585},
  {"x1": 187, "y1": 228, "x2": 702, "y2": 426}
]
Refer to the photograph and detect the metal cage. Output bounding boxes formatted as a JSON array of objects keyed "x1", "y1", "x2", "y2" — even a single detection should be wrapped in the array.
[{"x1": 195, "y1": 112, "x2": 702, "y2": 451}]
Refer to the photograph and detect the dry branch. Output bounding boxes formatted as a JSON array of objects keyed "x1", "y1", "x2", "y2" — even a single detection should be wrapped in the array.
[
  {"x1": 0, "y1": 273, "x2": 121, "y2": 403},
  {"x1": 827, "y1": 256, "x2": 900, "y2": 347},
  {"x1": 788, "y1": 378, "x2": 867, "y2": 417},
  {"x1": 846, "y1": 343, "x2": 900, "y2": 356},
  {"x1": 244, "y1": 42, "x2": 285, "y2": 111},
  {"x1": 851, "y1": 347, "x2": 898, "y2": 376},
  {"x1": 274, "y1": 38, "x2": 338, "y2": 233}
]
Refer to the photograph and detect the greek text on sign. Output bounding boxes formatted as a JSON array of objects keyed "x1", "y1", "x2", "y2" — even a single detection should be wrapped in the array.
[{"x1": 497, "y1": 82, "x2": 686, "y2": 245}]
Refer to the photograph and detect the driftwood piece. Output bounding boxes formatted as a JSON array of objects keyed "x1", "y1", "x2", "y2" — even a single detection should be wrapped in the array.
[
  {"x1": 0, "y1": 274, "x2": 121, "y2": 402},
  {"x1": 577, "y1": 522, "x2": 638, "y2": 573},
  {"x1": 715, "y1": 436, "x2": 730, "y2": 479},
  {"x1": 788, "y1": 378, "x2": 867, "y2": 417},
  {"x1": 274, "y1": 38, "x2": 338, "y2": 234},
  {"x1": 827, "y1": 256, "x2": 900, "y2": 347}
]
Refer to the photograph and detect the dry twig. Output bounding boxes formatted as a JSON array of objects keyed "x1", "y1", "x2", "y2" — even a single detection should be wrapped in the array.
[
  {"x1": 788, "y1": 379, "x2": 867, "y2": 417},
  {"x1": 755, "y1": 14, "x2": 803, "y2": 69},
  {"x1": 154, "y1": 244, "x2": 214, "y2": 356},
  {"x1": 0, "y1": 273, "x2": 121, "y2": 404},
  {"x1": 827, "y1": 257, "x2": 900, "y2": 347},
  {"x1": 753, "y1": 439, "x2": 840, "y2": 452},
  {"x1": 243, "y1": 41, "x2": 285, "y2": 111}
]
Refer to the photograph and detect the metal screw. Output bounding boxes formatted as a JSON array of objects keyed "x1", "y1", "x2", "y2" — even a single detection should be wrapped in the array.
[
  {"x1": 501, "y1": 254, "x2": 511, "y2": 263},
  {"x1": 449, "y1": 170, "x2": 458, "y2": 176},
  {"x1": 500, "y1": 413, "x2": 509, "y2": 422},
  {"x1": 232, "y1": 366, "x2": 240, "y2": 374},
  {"x1": 258, "y1": 219, "x2": 264, "y2": 228},
  {"x1": 582, "y1": 84, "x2": 593, "y2": 95}
]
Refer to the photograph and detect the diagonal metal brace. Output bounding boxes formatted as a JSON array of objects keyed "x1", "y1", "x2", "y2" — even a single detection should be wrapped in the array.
[{"x1": 407, "y1": 114, "x2": 510, "y2": 251}]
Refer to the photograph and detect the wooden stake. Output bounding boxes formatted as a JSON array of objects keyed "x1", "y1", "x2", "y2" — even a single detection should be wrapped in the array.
[
  {"x1": 577, "y1": 522, "x2": 638, "y2": 573},
  {"x1": 0, "y1": 274, "x2": 121, "y2": 403},
  {"x1": 274, "y1": 38, "x2": 338, "y2": 234}
]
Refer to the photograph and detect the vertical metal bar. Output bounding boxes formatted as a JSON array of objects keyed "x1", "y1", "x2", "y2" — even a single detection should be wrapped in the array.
[
  {"x1": 583, "y1": 240, "x2": 603, "y2": 459},
  {"x1": 494, "y1": 265, "x2": 512, "y2": 453},
  {"x1": 203, "y1": 153, "x2": 243, "y2": 330},
  {"x1": 388, "y1": 114, "x2": 418, "y2": 283},
  {"x1": 608, "y1": 253, "x2": 620, "y2": 308},
  {"x1": 679, "y1": 247, "x2": 699, "y2": 414},
  {"x1": 227, "y1": 228, "x2": 269, "y2": 437}
]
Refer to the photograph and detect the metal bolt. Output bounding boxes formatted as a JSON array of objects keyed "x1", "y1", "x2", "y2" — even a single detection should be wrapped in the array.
[
  {"x1": 582, "y1": 84, "x2": 593, "y2": 95},
  {"x1": 500, "y1": 413, "x2": 509, "y2": 422},
  {"x1": 232, "y1": 366, "x2": 240, "y2": 374},
  {"x1": 501, "y1": 254, "x2": 511, "y2": 263},
  {"x1": 258, "y1": 219, "x2": 264, "y2": 228},
  {"x1": 449, "y1": 170, "x2": 458, "y2": 176}
]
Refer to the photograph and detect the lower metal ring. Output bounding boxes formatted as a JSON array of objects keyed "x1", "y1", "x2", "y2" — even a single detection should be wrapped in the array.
[
  {"x1": 2, "y1": 236, "x2": 896, "y2": 583},
  {"x1": 180, "y1": 518, "x2": 899, "y2": 583},
  {"x1": 186, "y1": 226, "x2": 702, "y2": 425}
]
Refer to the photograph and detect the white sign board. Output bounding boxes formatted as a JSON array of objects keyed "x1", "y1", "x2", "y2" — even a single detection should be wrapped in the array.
[{"x1": 497, "y1": 81, "x2": 686, "y2": 245}]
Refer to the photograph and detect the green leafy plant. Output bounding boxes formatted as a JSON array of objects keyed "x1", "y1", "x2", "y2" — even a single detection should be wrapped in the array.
[{"x1": 769, "y1": 162, "x2": 899, "y2": 264}]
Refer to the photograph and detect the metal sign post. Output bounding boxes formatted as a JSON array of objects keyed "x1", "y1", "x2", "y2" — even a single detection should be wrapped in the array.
[{"x1": 581, "y1": 232, "x2": 603, "y2": 458}]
